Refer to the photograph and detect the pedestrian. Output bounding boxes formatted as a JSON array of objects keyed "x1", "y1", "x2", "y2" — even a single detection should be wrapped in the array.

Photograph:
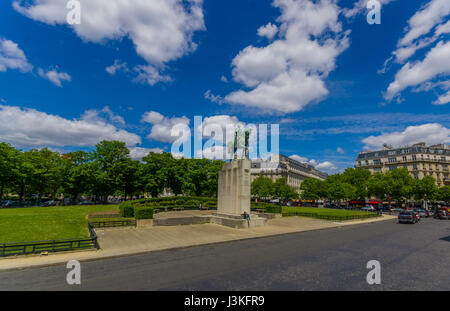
[{"x1": 242, "y1": 211, "x2": 250, "y2": 227}]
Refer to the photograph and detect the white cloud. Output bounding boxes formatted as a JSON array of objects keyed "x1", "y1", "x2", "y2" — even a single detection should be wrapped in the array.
[
  {"x1": 257, "y1": 22, "x2": 278, "y2": 40},
  {"x1": 219, "y1": 0, "x2": 349, "y2": 114},
  {"x1": 37, "y1": 67, "x2": 71, "y2": 87},
  {"x1": 315, "y1": 161, "x2": 337, "y2": 173},
  {"x1": 106, "y1": 59, "x2": 128, "y2": 75},
  {"x1": 204, "y1": 90, "x2": 223, "y2": 104},
  {"x1": 385, "y1": 0, "x2": 450, "y2": 65},
  {"x1": 336, "y1": 147, "x2": 344, "y2": 154},
  {"x1": 397, "y1": 0, "x2": 450, "y2": 48},
  {"x1": 289, "y1": 154, "x2": 308, "y2": 163},
  {"x1": 142, "y1": 111, "x2": 190, "y2": 143},
  {"x1": 343, "y1": 0, "x2": 396, "y2": 18},
  {"x1": 220, "y1": 75, "x2": 228, "y2": 83},
  {"x1": 0, "y1": 38, "x2": 33, "y2": 73},
  {"x1": 433, "y1": 90, "x2": 450, "y2": 105},
  {"x1": 129, "y1": 147, "x2": 163, "y2": 160},
  {"x1": 289, "y1": 154, "x2": 335, "y2": 173},
  {"x1": 0, "y1": 105, "x2": 141, "y2": 148},
  {"x1": 14, "y1": 0, "x2": 206, "y2": 84},
  {"x1": 308, "y1": 159, "x2": 318, "y2": 166},
  {"x1": 362, "y1": 123, "x2": 450, "y2": 150},
  {"x1": 384, "y1": 41, "x2": 450, "y2": 101},
  {"x1": 133, "y1": 65, "x2": 172, "y2": 86},
  {"x1": 381, "y1": 0, "x2": 450, "y2": 104}
]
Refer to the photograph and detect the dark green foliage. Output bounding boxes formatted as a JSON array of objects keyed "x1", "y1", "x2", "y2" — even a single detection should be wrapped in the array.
[
  {"x1": 119, "y1": 201, "x2": 134, "y2": 217},
  {"x1": 134, "y1": 206, "x2": 154, "y2": 220}
]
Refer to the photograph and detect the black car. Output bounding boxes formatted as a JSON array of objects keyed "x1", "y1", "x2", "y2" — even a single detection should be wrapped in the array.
[{"x1": 398, "y1": 211, "x2": 419, "y2": 224}]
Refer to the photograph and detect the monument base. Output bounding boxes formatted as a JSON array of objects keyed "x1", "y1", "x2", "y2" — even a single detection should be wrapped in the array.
[
  {"x1": 210, "y1": 213, "x2": 267, "y2": 229},
  {"x1": 152, "y1": 213, "x2": 267, "y2": 229}
]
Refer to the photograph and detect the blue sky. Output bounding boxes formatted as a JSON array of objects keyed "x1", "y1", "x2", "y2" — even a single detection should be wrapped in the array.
[{"x1": 0, "y1": 0, "x2": 449, "y2": 173}]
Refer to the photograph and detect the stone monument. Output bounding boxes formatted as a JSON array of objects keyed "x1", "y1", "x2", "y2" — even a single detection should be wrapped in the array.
[{"x1": 210, "y1": 129, "x2": 267, "y2": 228}]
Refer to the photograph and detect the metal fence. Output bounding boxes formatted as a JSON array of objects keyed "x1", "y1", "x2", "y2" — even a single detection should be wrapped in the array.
[
  {"x1": 0, "y1": 222, "x2": 99, "y2": 257},
  {"x1": 89, "y1": 219, "x2": 137, "y2": 228}
]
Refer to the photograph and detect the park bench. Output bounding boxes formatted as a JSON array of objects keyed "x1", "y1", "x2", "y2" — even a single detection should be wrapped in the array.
[
  {"x1": 199, "y1": 205, "x2": 210, "y2": 210},
  {"x1": 173, "y1": 207, "x2": 184, "y2": 211},
  {"x1": 256, "y1": 208, "x2": 265, "y2": 213}
]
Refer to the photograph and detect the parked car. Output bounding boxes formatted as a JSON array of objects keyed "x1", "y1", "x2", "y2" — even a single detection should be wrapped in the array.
[
  {"x1": 418, "y1": 209, "x2": 430, "y2": 217},
  {"x1": 391, "y1": 208, "x2": 404, "y2": 214},
  {"x1": 412, "y1": 208, "x2": 427, "y2": 218},
  {"x1": 42, "y1": 200, "x2": 57, "y2": 207},
  {"x1": 361, "y1": 206, "x2": 376, "y2": 212},
  {"x1": 398, "y1": 211, "x2": 419, "y2": 224},
  {"x1": 78, "y1": 200, "x2": 95, "y2": 205},
  {"x1": 1, "y1": 200, "x2": 17, "y2": 207},
  {"x1": 434, "y1": 210, "x2": 449, "y2": 220}
]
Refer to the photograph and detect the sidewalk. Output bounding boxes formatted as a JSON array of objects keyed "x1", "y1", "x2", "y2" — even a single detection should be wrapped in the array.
[{"x1": 0, "y1": 214, "x2": 395, "y2": 271}]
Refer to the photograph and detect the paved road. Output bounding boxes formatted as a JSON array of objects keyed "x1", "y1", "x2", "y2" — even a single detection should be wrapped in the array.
[{"x1": 1, "y1": 217, "x2": 449, "y2": 290}]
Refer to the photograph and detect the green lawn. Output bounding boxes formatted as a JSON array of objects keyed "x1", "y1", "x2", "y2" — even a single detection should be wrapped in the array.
[
  {"x1": 282, "y1": 206, "x2": 375, "y2": 217},
  {"x1": 0, "y1": 205, "x2": 119, "y2": 244}
]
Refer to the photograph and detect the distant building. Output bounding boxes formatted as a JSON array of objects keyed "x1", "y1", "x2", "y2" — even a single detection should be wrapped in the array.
[
  {"x1": 251, "y1": 154, "x2": 328, "y2": 193},
  {"x1": 355, "y1": 142, "x2": 450, "y2": 187}
]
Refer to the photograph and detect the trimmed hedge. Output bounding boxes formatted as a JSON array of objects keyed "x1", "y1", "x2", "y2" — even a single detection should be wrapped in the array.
[
  {"x1": 133, "y1": 196, "x2": 217, "y2": 209},
  {"x1": 282, "y1": 211, "x2": 380, "y2": 221},
  {"x1": 134, "y1": 206, "x2": 154, "y2": 220},
  {"x1": 119, "y1": 201, "x2": 134, "y2": 218},
  {"x1": 265, "y1": 205, "x2": 282, "y2": 214},
  {"x1": 251, "y1": 202, "x2": 282, "y2": 213}
]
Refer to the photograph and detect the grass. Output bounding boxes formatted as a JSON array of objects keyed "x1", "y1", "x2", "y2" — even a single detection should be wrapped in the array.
[{"x1": 0, "y1": 205, "x2": 119, "y2": 244}]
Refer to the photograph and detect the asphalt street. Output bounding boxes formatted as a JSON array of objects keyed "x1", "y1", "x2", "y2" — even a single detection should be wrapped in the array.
[{"x1": 1, "y1": 217, "x2": 450, "y2": 290}]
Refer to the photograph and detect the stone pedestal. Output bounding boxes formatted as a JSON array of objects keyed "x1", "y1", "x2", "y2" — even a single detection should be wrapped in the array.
[{"x1": 215, "y1": 159, "x2": 266, "y2": 228}]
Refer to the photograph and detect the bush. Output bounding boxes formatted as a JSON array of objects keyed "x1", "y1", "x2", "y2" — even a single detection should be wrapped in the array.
[
  {"x1": 265, "y1": 205, "x2": 282, "y2": 214},
  {"x1": 119, "y1": 201, "x2": 134, "y2": 218},
  {"x1": 134, "y1": 206, "x2": 154, "y2": 220}
]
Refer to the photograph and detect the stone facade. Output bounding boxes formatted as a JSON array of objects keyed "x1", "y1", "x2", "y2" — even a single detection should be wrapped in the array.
[{"x1": 355, "y1": 143, "x2": 450, "y2": 187}]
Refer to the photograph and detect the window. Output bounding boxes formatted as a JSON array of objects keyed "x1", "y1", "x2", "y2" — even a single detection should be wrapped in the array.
[
  {"x1": 414, "y1": 173, "x2": 419, "y2": 179},
  {"x1": 402, "y1": 156, "x2": 407, "y2": 161},
  {"x1": 413, "y1": 164, "x2": 418, "y2": 170},
  {"x1": 374, "y1": 167, "x2": 381, "y2": 173},
  {"x1": 388, "y1": 157, "x2": 397, "y2": 163},
  {"x1": 412, "y1": 155, "x2": 417, "y2": 160},
  {"x1": 373, "y1": 159, "x2": 381, "y2": 165},
  {"x1": 389, "y1": 166, "x2": 397, "y2": 171}
]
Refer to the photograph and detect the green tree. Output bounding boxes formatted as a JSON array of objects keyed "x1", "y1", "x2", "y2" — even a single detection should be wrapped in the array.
[
  {"x1": 300, "y1": 178, "x2": 326, "y2": 199},
  {"x1": 142, "y1": 152, "x2": 172, "y2": 197},
  {"x1": 412, "y1": 175, "x2": 437, "y2": 201},
  {"x1": 92, "y1": 140, "x2": 132, "y2": 199},
  {"x1": 341, "y1": 168, "x2": 371, "y2": 200},
  {"x1": 61, "y1": 151, "x2": 94, "y2": 202},
  {"x1": 0, "y1": 143, "x2": 19, "y2": 199},
  {"x1": 384, "y1": 168, "x2": 415, "y2": 204},
  {"x1": 367, "y1": 172, "x2": 388, "y2": 199},
  {"x1": 251, "y1": 175, "x2": 275, "y2": 198},
  {"x1": 274, "y1": 177, "x2": 298, "y2": 199},
  {"x1": 435, "y1": 186, "x2": 450, "y2": 203}
]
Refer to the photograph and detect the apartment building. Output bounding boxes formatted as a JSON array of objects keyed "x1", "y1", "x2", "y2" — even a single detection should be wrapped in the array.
[
  {"x1": 251, "y1": 154, "x2": 328, "y2": 193},
  {"x1": 355, "y1": 142, "x2": 450, "y2": 187}
]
